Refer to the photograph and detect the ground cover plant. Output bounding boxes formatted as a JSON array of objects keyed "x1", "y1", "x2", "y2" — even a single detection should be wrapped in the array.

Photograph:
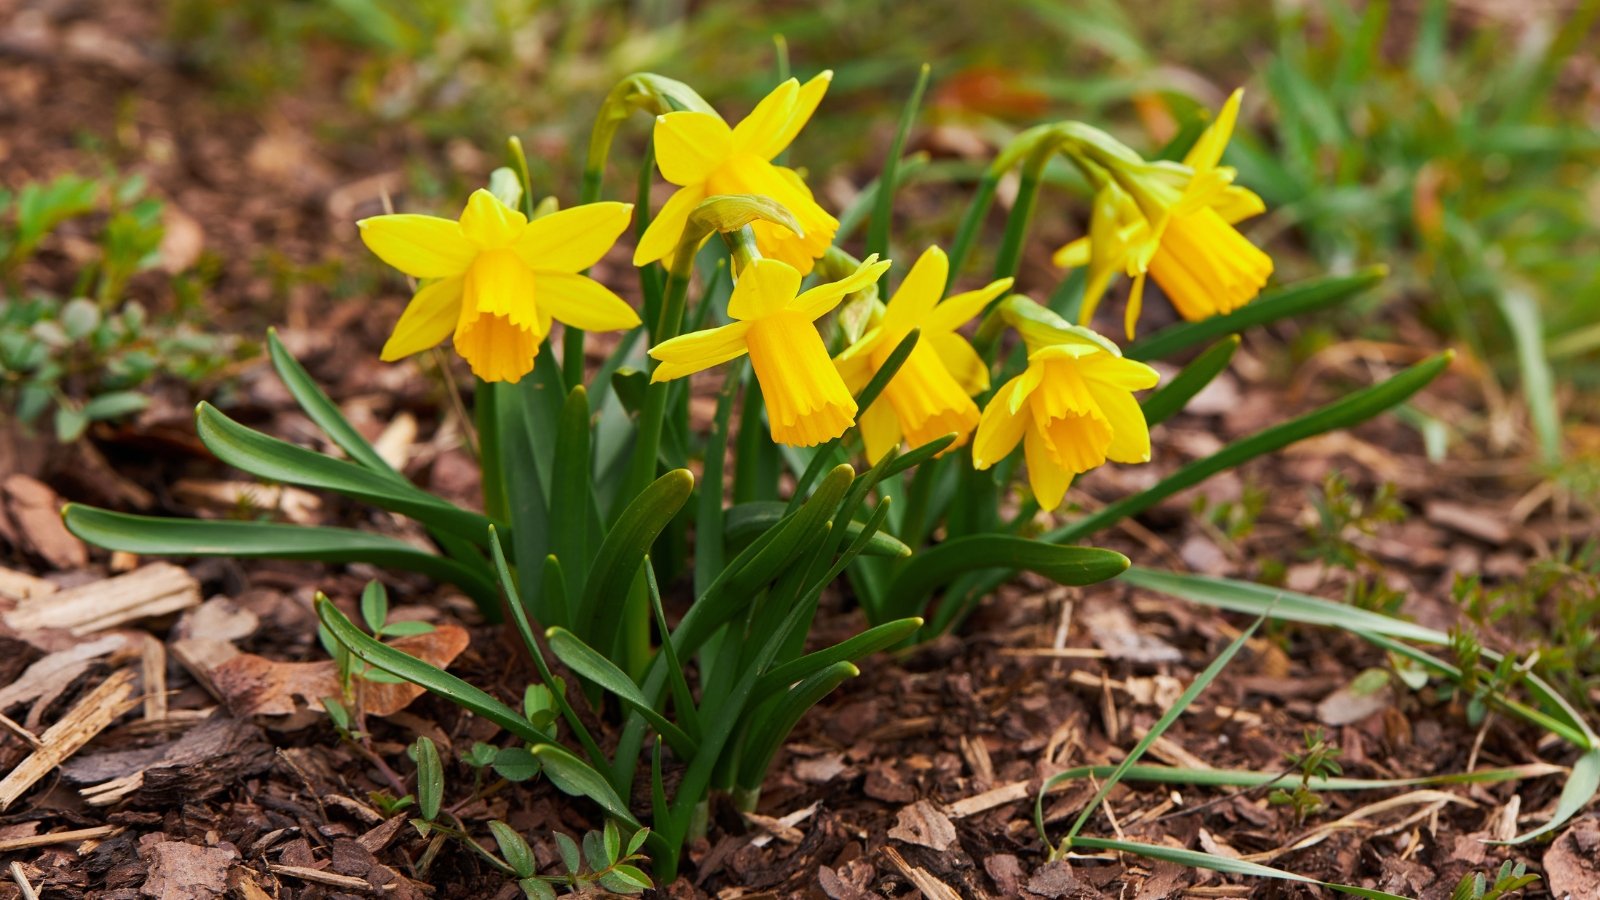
[{"x1": 2, "y1": 1, "x2": 1597, "y2": 897}]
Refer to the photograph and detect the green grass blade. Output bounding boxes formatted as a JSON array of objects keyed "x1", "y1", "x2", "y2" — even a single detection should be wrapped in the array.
[
  {"x1": 866, "y1": 63, "x2": 931, "y2": 291},
  {"x1": 1141, "y1": 335, "x2": 1239, "y2": 427},
  {"x1": 1067, "y1": 837, "x2": 1410, "y2": 900},
  {"x1": 1497, "y1": 285, "x2": 1561, "y2": 466},
  {"x1": 1051, "y1": 353, "x2": 1452, "y2": 545},
  {"x1": 65, "y1": 505, "x2": 499, "y2": 613},
  {"x1": 1124, "y1": 268, "x2": 1387, "y2": 361},
  {"x1": 1060, "y1": 615, "x2": 1262, "y2": 843},
  {"x1": 1489, "y1": 748, "x2": 1600, "y2": 845}
]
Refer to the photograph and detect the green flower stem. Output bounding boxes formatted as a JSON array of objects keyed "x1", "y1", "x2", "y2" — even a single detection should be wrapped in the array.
[
  {"x1": 945, "y1": 170, "x2": 1000, "y2": 291},
  {"x1": 475, "y1": 379, "x2": 507, "y2": 524}
]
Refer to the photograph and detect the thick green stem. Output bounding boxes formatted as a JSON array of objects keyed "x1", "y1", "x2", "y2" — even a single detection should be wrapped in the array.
[
  {"x1": 615, "y1": 245, "x2": 696, "y2": 519},
  {"x1": 475, "y1": 380, "x2": 507, "y2": 523}
]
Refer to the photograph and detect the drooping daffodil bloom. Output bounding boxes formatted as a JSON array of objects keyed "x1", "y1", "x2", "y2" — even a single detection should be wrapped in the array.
[
  {"x1": 650, "y1": 254, "x2": 890, "y2": 447},
  {"x1": 972, "y1": 299, "x2": 1160, "y2": 511},
  {"x1": 360, "y1": 190, "x2": 639, "y2": 384},
  {"x1": 1054, "y1": 89, "x2": 1272, "y2": 337},
  {"x1": 634, "y1": 73, "x2": 838, "y2": 274},
  {"x1": 834, "y1": 246, "x2": 1012, "y2": 461}
]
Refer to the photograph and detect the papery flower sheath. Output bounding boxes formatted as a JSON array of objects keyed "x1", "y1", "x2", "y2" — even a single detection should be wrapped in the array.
[
  {"x1": 360, "y1": 190, "x2": 638, "y2": 384},
  {"x1": 1054, "y1": 89, "x2": 1273, "y2": 337},
  {"x1": 972, "y1": 302, "x2": 1159, "y2": 511},
  {"x1": 649, "y1": 254, "x2": 890, "y2": 447},
  {"x1": 834, "y1": 246, "x2": 1012, "y2": 461},
  {"x1": 634, "y1": 73, "x2": 838, "y2": 274}
]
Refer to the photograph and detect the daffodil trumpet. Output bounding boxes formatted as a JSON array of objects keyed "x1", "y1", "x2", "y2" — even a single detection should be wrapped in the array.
[
  {"x1": 649, "y1": 252, "x2": 891, "y2": 447},
  {"x1": 970, "y1": 297, "x2": 1160, "y2": 511},
  {"x1": 834, "y1": 246, "x2": 1012, "y2": 461}
]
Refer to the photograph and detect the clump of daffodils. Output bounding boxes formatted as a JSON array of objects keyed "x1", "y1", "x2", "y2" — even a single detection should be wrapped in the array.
[{"x1": 358, "y1": 80, "x2": 1272, "y2": 506}]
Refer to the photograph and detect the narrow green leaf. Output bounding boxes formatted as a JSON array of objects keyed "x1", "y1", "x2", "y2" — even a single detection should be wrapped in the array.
[
  {"x1": 317, "y1": 596, "x2": 541, "y2": 742},
  {"x1": 413, "y1": 736, "x2": 443, "y2": 821},
  {"x1": 530, "y1": 743, "x2": 640, "y2": 828},
  {"x1": 81, "y1": 390, "x2": 149, "y2": 421},
  {"x1": 884, "y1": 536, "x2": 1128, "y2": 622},
  {"x1": 1051, "y1": 353, "x2": 1453, "y2": 545},
  {"x1": 866, "y1": 63, "x2": 932, "y2": 291},
  {"x1": 65, "y1": 505, "x2": 500, "y2": 613},
  {"x1": 1140, "y1": 335, "x2": 1239, "y2": 427},
  {"x1": 1497, "y1": 286, "x2": 1561, "y2": 466},
  {"x1": 724, "y1": 502, "x2": 910, "y2": 558},
  {"x1": 1061, "y1": 615, "x2": 1262, "y2": 843},
  {"x1": 1068, "y1": 837, "x2": 1410, "y2": 900},
  {"x1": 552, "y1": 385, "x2": 596, "y2": 603},
  {"x1": 752, "y1": 618, "x2": 922, "y2": 701},
  {"x1": 267, "y1": 328, "x2": 398, "y2": 477},
  {"x1": 1124, "y1": 268, "x2": 1387, "y2": 361},
  {"x1": 579, "y1": 469, "x2": 694, "y2": 652},
  {"x1": 1491, "y1": 747, "x2": 1600, "y2": 845},
  {"x1": 737, "y1": 662, "x2": 857, "y2": 789},
  {"x1": 489, "y1": 821, "x2": 536, "y2": 878},
  {"x1": 546, "y1": 627, "x2": 699, "y2": 756},
  {"x1": 360, "y1": 580, "x2": 388, "y2": 634},
  {"x1": 195, "y1": 402, "x2": 498, "y2": 547}
]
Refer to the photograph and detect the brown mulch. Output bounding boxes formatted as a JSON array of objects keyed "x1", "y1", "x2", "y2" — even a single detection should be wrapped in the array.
[{"x1": 4, "y1": 4, "x2": 1599, "y2": 900}]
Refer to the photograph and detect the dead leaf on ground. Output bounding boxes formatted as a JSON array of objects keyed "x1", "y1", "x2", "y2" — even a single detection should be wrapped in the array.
[
  {"x1": 209, "y1": 624, "x2": 469, "y2": 719},
  {"x1": 1543, "y1": 818, "x2": 1600, "y2": 899},
  {"x1": 1, "y1": 474, "x2": 86, "y2": 570},
  {"x1": 887, "y1": 799, "x2": 957, "y2": 852}
]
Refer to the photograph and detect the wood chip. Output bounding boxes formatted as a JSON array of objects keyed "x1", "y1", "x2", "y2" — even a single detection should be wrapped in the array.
[
  {"x1": 882, "y1": 846, "x2": 961, "y2": 900},
  {"x1": 0, "y1": 566, "x2": 56, "y2": 601},
  {"x1": 267, "y1": 864, "x2": 381, "y2": 891},
  {"x1": 141, "y1": 634, "x2": 168, "y2": 721},
  {"x1": 4, "y1": 563, "x2": 200, "y2": 635},
  {"x1": 887, "y1": 799, "x2": 958, "y2": 852},
  {"x1": 8, "y1": 861, "x2": 39, "y2": 900},
  {"x1": 0, "y1": 669, "x2": 141, "y2": 810},
  {"x1": 0, "y1": 825, "x2": 120, "y2": 853},
  {"x1": 172, "y1": 479, "x2": 322, "y2": 524},
  {"x1": 1, "y1": 474, "x2": 86, "y2": 570},
  {"x1": 1425, "y1": 499, "x2": 1513, "y2": 544},
  {"x1": 947, "y1": 780, "x2": 1031, "y2": 819},
  {"x1": 140, "y1": 838, "x2": 236, "y2": 899},
  {"x1": 0, "y1": 634, "x2": 130, "y2": 730}
]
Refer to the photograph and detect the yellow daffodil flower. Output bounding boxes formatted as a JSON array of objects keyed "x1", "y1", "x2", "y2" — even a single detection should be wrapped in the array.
[
  {"x1": 1053, "y1": 89, "x2": 1272, "y2": 337},
  {"x1": 359, "y1": 190, "x2": 639, "y2": 384},
  {"x1": 833, "y1": 246, "x2": 1012, "y2": 460},
  {"x1": 972, "y1": 302, "x2": 1159, "y2": 511},
  {"x1": 650, "y1": 254, "x2": 890, "y2": 447},
  {"x1": 634, "y1": 73, "x2": 838, "y2": 274}
]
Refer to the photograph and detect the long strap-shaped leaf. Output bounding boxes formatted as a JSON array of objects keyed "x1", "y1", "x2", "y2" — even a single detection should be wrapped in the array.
[
  {"x1": 577, "y1": 469, "x2": 694, "y2": 652},
  {"x1": 882, "y1": 536, "x2": 1129, "y2": 624},
  {"x1": 1124, "y1": 267, "x2": 1387, "y2": 361},
  {"x1": 266, "y1": 329, "x2": 400, "y2": 478},
  {"x1": 1050, "y1": 352, "x2": 1452, "y2": 545},
  {"x1": 1067, "y1": 837, "x2": 1409, "y2": 900},
  {"x1": 196, "y1": 403, "x2": 500, "y2": 547},
  {"x1": 63, "y1": 505, "x2": 499, "y2": 610}
]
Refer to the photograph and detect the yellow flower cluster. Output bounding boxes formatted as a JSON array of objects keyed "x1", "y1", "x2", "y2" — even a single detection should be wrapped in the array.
[{"x1": 358, "y1": 80, "x2": 1269, "y2": 511}]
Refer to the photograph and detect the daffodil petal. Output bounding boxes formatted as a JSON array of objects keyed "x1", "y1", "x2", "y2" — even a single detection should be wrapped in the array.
[
  {"x1": 633, "y1": 185, "x2": 706, "y2": 266},
  {"x1": 654, "y1": 111, "x2": 733, "y2": 186},
  {"x1": 1213, "y1": 185, "x2": 1266, "y2": 224},
  {"x1": 731, "y1": 78, "x2": 799, "y2": 158},
  {"x1": 857, "y1": 399, "x2": 902, "y2": 463},
  {"x1": 792, "y1": 256, "x2": 892, "y2": 320},
  {"x1": 459, "y1": 189, "x2": 528, "y2": 249},
  {"x1": 882, "y1": 246, "x2": 947, "y2": 340},
  {"x1": 924, "y1": 277, "x2": 1012, "y2": 334},
  {"x1": 1086, "y1": 380, "x2": 1151, "y2": 464},
  {"x1": 760, "y1": 70, "x2": 832, "y2": 161},
  {"x1": 381, "y1": 275, "x2": 464, "y2": 361},
  {"x1": 1024, "y1": 426, "x2": 1072, "y2": 511},
  {"x1": 1184, "y1": 88, "x2": 1243, "y2": 172},
  {"x1": 727, "y1": 257, "x2": 802, "y2": 321},
  {"x1": 972, "y1": 374, "x2": 1029, "y2": 469},
  {"x1": 513, "y1": 202, "x2": 633, "y2": 273},
  {"x1": 533, "y1": 272, "x2": 640, "y2": 332},
  {"x1": 1052, "y1": 237, "x2": 1091, "y2": 269},
  {"x1": 359, "y1": 215, "x2": 476, "y2": 279},
  {"x1": 649, "y1": 321, "x2": 752, "y2": 381},
  {"x1": 833, "y1": 327, "x2": 882, "y2": 394},
  {"x1": 1080, "y1": 354, "x2": 1161, "y2": 391},
  {"x1": 928, "y1": 332, "x2": 989, "y2": 395}
]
